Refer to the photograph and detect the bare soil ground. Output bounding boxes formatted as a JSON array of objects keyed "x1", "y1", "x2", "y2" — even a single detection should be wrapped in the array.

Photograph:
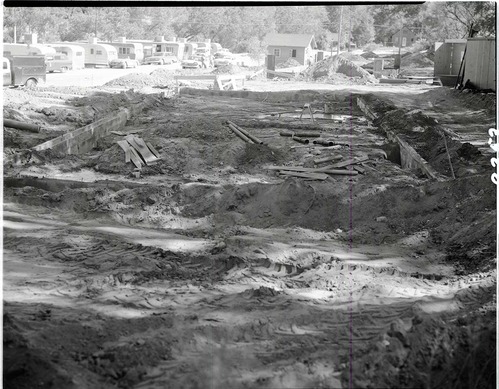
[{"x1": 3, "y1": 71, "x2": 496, "y2": 389}]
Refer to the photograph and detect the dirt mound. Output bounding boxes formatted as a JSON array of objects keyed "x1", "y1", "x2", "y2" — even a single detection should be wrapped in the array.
[
  {"x1": 422, "y1": 87, "x2": 497, "y2": 115},
  {"x1": 361, "y1": 51, "x2": 379, "y2": 59},
  {"x1": 104, "y1": 69, "x2": 177, "y2": 88},
  {"x1": 400, "y1": 51, "x2": 434, "y2": 68},
  {"x1": 237, "y1": 143, "x2": 285, "y2": 167},
  {"x1": 211, "y1": 64, "x2": 243, "y2": 74},
  {"x1": 276, "y1": 58, "x2": 301, "y2": 69},
  {"x1": 303, "y1": 55, "x2": 377, "y2": 84},
  {"x1": 339, "y1": 52, "x2": 366, "y2": 62}
]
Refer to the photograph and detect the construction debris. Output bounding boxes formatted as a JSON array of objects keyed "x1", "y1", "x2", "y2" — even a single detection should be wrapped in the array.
[{"x1": 116, "y1": 135, "x2": 161, "y2": 169}]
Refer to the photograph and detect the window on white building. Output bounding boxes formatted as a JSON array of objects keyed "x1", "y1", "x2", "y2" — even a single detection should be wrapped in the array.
[
  {"x1": 291, "y1": 49, "x2": 297, "y2": 58},
  {"x1": 273, "y1": 48, "x2": 280, "y2": 57}
]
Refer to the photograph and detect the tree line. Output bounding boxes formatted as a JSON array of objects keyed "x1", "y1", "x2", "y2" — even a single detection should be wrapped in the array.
[{"x1": 3, "y1": 3, "x2": 495, "y2": 56}]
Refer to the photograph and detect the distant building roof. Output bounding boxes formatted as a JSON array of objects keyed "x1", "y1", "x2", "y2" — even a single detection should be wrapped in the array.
[{"x1": 265, "y1": 33, "x2": 316, "y2": 48}]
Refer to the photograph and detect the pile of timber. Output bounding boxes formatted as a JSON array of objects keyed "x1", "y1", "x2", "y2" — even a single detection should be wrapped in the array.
[
  {"x1": 116, "y1": 135, "x2": 161, "y2": 170},
  {"x1": 227, "y1": 121, "x2": 264, "y2": 144},
  {"x1": 267, "y1": 156, "x2": 369, "y2": 180}
]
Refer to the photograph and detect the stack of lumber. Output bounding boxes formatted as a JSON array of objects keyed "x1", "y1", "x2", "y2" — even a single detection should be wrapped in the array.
[
  {"x1": 267, "y1": 156, "x2": 369, "y2": 180},
  {"x1": 116, "y1": 135, "x2": 162, "y2": 169}
]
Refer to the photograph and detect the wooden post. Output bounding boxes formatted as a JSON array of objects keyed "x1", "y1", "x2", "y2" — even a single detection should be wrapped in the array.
[{"x1": 267, "y1": 54, "x2": 276, "y2": 79}]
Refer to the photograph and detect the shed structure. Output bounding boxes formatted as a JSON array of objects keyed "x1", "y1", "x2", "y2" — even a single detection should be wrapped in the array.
[
  {"x1": 391, "y1": 28, "x2": 416, "y2": 47},
  {"x1": 434, "y1": 39, "x2": 466, "y2": 86},
  {"x1": 265, "y1": 33, "x2": 316, "y2": 66},
  {"x1": 463, "y1": 37, "x2": 496, "y2": 91}
]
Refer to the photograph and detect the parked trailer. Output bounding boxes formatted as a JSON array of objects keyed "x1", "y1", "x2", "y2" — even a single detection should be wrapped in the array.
[
  {"x1": 152, "y1": 40, "x2": 186, "y2": 61},
  {"x1": 3, "y1": 56, "x2": 46, "y2": 87},
  {"x1": 3, "y1": 43, "x2": 56, "y2": 58},
  {"x1": 74, "y1": 40, "x2": 118, "y2": 67},
  {"x1": 101, "y1": 40, "x2": 144, "y2": 63},
  {"x1": 47, "y1": 44, "x2": 85, "y2": 70},
  {"x1": 126, "y1": 39, "x2": 154, "y2": 59}
]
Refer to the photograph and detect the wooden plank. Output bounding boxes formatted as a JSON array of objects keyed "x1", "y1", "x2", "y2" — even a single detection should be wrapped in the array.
[
  {"x1": 328, "y1": 156, "x2": 369, "y2": 169},
  {"x1": 125, "y1": 135, "x2": 158, "y2": 165},
  {"x1": 266, "y1": 69, "x2": 295, "y2": 79},
  {"x1": 353, "y1": 165, "x2": 366, "y2": 174},
  {"x1": 314, "y1": 155, "x2": 343, "y2": 164},
  {"x1": 267, "y1": 166, "x2": 317, "y2": 172},
  {"x1": 278, "y1": 171, "x2": 329, "y2": 180},
  {"x1": 174, "y1": 75, "x2": 218, "y2": 81},
  {"x1": 128, "y1": 147, "x2": 143, "y2": 169},
  {"x1": 146, "y1": 142, "x2": 161, "y2": 159},
  {"x1": 267, "y1": 165, "x2": 339, "y2": 173},
  {"x1": 117, "y1": 140, "x2": 132, "y2": 163}
]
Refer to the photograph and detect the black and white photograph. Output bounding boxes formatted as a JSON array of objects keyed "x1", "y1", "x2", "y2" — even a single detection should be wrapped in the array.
[{"x1": 2, "y1": 2, "x2": 497, "y2": 388}]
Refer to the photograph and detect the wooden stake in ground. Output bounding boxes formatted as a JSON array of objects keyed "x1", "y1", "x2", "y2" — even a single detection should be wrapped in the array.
[{"x1": 442, "y1": 132, "x2": 456, "y2": 179}]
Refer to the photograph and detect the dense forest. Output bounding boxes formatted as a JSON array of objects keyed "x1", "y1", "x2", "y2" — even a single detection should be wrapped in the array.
[{"x1": 3, "y1": 3, "x2": 496, "y2": 55}]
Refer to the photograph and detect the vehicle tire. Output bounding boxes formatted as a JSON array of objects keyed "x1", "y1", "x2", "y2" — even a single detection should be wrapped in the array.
[
  {"x1": 61, "y1": 67, "x2": 68, "y2": 73},
  {"x1": 25, "y1": 78, "x2": 37, "y2": 88}
]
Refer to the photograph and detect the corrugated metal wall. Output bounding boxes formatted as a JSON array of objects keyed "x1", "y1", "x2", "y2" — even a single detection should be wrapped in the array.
[{"x1": 464, "y1": 38, "x2": 496, "y2": 91}]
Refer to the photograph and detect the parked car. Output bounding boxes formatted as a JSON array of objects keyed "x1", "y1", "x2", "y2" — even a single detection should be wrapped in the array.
[
  {"x1": 144, "y1": 52, "x2": 178, "y2": 65},
  {"x1": 181, "y1": 58, "x2": 201, "y2": 69},
  {"x1": 46, "y1": 54, "x2": 72, "y2": 73},
  {"x1": 109, "y1": 58, "x2": 139, "y2": 69},
  {"x1": 214, "y1": 53, "x2": 236, "y2": 67}
]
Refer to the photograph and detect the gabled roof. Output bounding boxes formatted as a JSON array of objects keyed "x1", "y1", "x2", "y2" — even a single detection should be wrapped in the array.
[{"x1": 265, "y1": 33, "x2": 316, "y2": 48}]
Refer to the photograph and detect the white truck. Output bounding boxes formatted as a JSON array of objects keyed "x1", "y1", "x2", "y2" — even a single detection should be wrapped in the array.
[{"x1": 3, "y1": 56, "x2": 46, "y2": 87}]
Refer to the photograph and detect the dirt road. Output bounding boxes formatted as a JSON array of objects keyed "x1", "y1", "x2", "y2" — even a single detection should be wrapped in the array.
[
  {"x1": 3, "y1": 69, "x2": 496, "y2": 389},
  {"x1": 45, "y1": 64, "x2": 182, "y2": 87}
]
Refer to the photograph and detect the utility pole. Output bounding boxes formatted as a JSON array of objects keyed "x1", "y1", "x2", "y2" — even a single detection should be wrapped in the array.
[
  {"x1": 348, "y1": 6, "x2": 352, "y2": 52},
  {"x1": 13, "y1": 8, "x2": 17, "y2": 43},
  {"x1": 337, "y1": 6, "x2": 343, "y2": 57},
  {"x1": 94, "y1": 8, "x2": 98, "y2": 37}
]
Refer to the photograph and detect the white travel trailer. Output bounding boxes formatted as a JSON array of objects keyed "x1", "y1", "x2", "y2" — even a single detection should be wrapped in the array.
[
  {"x1": 101, "y1": 38, "x2": 144, "y2": 62},
  {"x1": 151, "y1": 37, "x2": 186, "y2": 60},
  {"x1": 75, "y1": 38, "x2": 118, "y2": 67},
  {"x1": 46, "y1": 44, "x2": 85, "y2": 70},
  {"x1": 3, "y1": 43, "x2": 56, "y2": 58}
]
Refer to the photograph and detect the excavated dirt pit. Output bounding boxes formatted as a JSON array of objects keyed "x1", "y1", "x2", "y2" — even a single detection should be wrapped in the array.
[{"x1": 3, "y1": 86, "x2": 496, "y2": 389}]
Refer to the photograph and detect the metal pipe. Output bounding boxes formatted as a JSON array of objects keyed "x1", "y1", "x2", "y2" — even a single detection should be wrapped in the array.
[
  {"x1": 4, "y1": 119, "x2": 41, "y2": 133},
  {"x1": 313, "y1": 139, "x2": 335, "y2": 146},
  {"x1": 228, "y1": 123, "x2": 253, "y2": 143},
  {"x1": 293, "y1": 132, "x2": 321, "y2": 138},
  {"x1": 292, "y1": 136, "x2": 309, "y2": 144},
  {"x1": 321, "y1": 169, "x2": 358, "y2": 176},
  {"x1": 227, "y1": 121, "x2": 263, "y2": 144},
  {"x1": 279, "y1": 131, "x2": 321, "y2": 138}
]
